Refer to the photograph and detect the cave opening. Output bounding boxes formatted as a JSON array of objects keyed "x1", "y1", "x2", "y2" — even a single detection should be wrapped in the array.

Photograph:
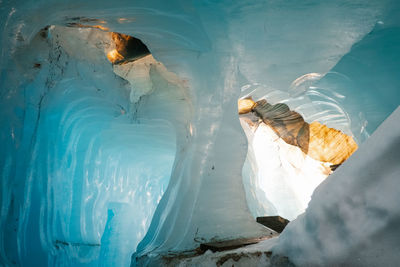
[
  {"x1": 0, "y1": 20, "x2": 367, "y2": 266},
  {"x1": 239, "y1": 92, "x2": 358, "y2": 222}
]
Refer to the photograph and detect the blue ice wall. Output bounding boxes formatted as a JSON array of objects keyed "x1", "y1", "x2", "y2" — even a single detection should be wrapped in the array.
[
  {"x1": 314, "y1": 25, "x2": 400, "y2": 142},
  {"x1": 0, "y1": 27, "x2": 176, "y2": 266}
]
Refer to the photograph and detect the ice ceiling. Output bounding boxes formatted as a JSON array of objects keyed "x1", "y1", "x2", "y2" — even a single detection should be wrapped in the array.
[{"x1": 0, "y1": 0, "x2": 399, "y2": 266}]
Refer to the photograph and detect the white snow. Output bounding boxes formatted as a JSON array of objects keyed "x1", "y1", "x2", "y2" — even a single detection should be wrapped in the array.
[{"x1": 275, "y1": 107, "x2": 400, "y2": 266}]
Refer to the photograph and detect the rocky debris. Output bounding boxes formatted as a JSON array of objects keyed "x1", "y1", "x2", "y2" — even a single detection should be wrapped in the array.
[
  {"x1": 216, "y1": 251, "x2": 264, "y2": 266},
  {"x1": 65, "y1": 17, "x2": 110, "y2": 31},
  {"x1": 308, "y1": 121, "x2": 358, "y2": 165},
  {"x1": 200, "y1": 235, "x2": 276, "y2": 253},
  {"x1": 107, "y1": 32, "x2": 150, "y2": 64},
  {"x1": 214, "y1": 251, "x2": 294, "y2": 267},
  {"x1": 238, "y1": 98, "x2": 257, "y2": 114},
  {"x1": 238, "y1": 111, "x2": 261, "y2": 130},
  {"x1": 238, "y1": 97, "x2": 358, "y2": 165},
  {"x1": 142, "y1": 238, "x2": 296, "y2": 266},
  {"x1": 253, "y1": 99, "x2": 310, "y2": 154},
  {"x1": 330, "y1": 163, "x2": 341, "y2": 171},
  {"x1": 256, "y1": 216, "x2": 290, "y2": 233},
  {"x1": 66, "y1": 22, "x2": 109, "y2": 31}
]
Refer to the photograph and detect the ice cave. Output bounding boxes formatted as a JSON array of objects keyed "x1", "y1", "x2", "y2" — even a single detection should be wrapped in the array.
[{"x1": 0, "y1": 0, "x2": 399, "y2": 266}]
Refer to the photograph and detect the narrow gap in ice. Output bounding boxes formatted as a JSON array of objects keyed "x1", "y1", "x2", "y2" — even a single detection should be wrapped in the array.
[{"x1": 239, "y1": 96, "x2": 358, "y2": 220}]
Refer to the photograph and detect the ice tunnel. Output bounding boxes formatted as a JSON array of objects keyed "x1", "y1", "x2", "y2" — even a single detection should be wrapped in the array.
[{"x1": 0, "y1": 0, "x2": 400, "y2": 266}]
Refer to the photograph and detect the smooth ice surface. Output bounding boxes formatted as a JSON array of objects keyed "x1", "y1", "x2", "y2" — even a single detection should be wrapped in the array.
[{"x1": 0, "y1": 0, "x2": 400, "y2": 266}]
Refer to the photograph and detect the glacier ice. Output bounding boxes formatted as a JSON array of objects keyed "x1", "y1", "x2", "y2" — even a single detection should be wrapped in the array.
[
  {"x1": 159, "y1": 107, "x2": 400, "y2": 266},
  {"x1": 1, "y1": 25, "x2": 179, "y2": 266},
  {"x1": 0, "y1": 0, "x2": 399, "y2": 266}
]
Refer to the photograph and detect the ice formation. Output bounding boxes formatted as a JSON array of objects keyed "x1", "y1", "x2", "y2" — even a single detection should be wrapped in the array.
[
  {"x1": 0, "y1": 24, "x2": 181, "y2": 266},
  {"x1": 0, "y1": 0, "x2": 399, "y2": 266},
  {"x1": 162, "y1": 107, "x2": 400, "y2": 266}
]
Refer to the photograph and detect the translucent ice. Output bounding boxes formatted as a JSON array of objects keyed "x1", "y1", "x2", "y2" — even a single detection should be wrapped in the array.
[{"x1": 0, "y1": 0, "x2": 399, "y2": 266}]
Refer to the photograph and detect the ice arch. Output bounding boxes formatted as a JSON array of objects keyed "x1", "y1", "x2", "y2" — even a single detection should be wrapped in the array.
[
  {"x1": 0, "y1": 0, "x2": 399, "y2": 266},
  {"x1": 0, "y1": 23, "x2": 184, "y2": 266}
]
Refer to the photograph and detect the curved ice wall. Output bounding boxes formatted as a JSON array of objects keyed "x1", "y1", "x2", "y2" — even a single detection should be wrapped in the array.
[
  {"x1": 0, "y1": 21, "x2": 182, "y2": 266},
  {"x1": 0, "y1": 0, "x2": 399, "y2": 266}
]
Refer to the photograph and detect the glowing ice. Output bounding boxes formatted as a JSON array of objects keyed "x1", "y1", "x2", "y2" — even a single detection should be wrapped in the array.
[{"x1": 0, "y1": 0, "x2": 399, "y2": 266}]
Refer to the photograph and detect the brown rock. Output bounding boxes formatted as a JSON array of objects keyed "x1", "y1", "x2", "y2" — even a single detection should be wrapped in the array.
[
  {"x1": 199, "y1": 235, "x2": 275, "y2": 253},
  {"x1": 108, "y1": 32, "x2": 150, "y2": 64},
  {"x1": 256, "y1": 216, "x2": 290, "y2": 233},
  {"x1": 253, "y1": 100, "x2": 310, "y2": 154},
  {"x1": 246, "y1": 99, "x2": 358, "y2": 165},
  {"x1": 238, "y1": 98, "x2": 256, "y2": 114},
  {"x1": 308, "y1": 121, "x2": 358, "y2": 165}
]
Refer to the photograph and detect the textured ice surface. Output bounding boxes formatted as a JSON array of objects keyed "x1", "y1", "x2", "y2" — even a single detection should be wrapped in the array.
[
  {"x1": 0, "y1": 0, "x2": 399, "y2": 266},
  {"x1": 0, "y1": 25, "x2": 179, "y2": 266}
]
